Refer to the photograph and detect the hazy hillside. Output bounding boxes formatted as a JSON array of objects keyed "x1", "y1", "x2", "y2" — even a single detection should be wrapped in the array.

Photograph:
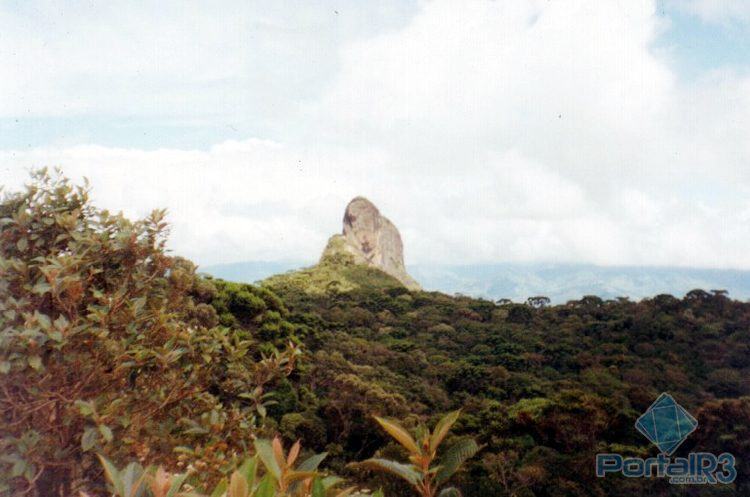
[
  {"x1": 204, "y1": 261, "x2": 750, "y2": 303},
  {"x1": 409, "y1": 263, "x2": 750, "y2": 302}
]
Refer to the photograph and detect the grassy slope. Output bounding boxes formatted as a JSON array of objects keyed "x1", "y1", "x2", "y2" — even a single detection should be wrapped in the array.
[{"x1": 262, "y1": 235, "x2": 404, "y2": 295}]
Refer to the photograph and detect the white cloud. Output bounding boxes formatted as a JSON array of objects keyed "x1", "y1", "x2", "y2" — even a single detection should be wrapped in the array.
[
  {"x1": 670, "y1": 0, "x2": 750, "y2": 24},
  {"x1": 3, "y1": 0, "x2": 750, "y2": 270},
  {"x1": 0, "y1": 1, "x2": 414, "y2": 122}
]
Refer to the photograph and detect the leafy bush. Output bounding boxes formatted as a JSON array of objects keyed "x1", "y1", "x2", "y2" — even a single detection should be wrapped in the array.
[
  {"x1": 94, "y1": 436, "x2": 382, "y2": 497},
  {"x1": 357, "y1": 411, "x2": 478, "y2": 497},
  {"x1": 0, "y1": 170, "x2": 300, "y2": 495}
]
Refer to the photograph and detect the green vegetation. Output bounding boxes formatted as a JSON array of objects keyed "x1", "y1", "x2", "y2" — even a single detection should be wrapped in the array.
[
  {"x1": 2, "y1": 170, "x2": 749, "y2": 497},
  {"x1": 93, "y1": 436, "x2": 379, "y2": 497},
  {"x1": 263, "y1": 236, "x2": 403, "y2": 297},
  {"x1": 357, "y1": 411, "x2": 478, "y2": 497},
  {"x1": 265, "y1": 257, "x2": 750, "y2": 496},
  {"x1": 0, "y1": 170, "x2": 300, "y2": 495}
]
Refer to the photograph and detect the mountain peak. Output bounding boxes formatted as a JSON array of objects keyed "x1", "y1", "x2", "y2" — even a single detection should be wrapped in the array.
[{"x1": 321, "y1": 197, "x2": 420, "y2": 290}]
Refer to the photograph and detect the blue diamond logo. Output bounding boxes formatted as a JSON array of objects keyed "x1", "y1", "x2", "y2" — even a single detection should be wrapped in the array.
[{"x1": 635, "y1": 393, "x2": 697, "y2": 455}]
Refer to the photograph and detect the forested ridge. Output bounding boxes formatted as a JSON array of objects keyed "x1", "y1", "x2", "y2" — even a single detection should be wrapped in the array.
[
  {"x1": 264, "y1": 271, "x2": 750, "y2": 496},
  {"x1": 2, "y1": 170, "x2": 748, "y2": 497}
]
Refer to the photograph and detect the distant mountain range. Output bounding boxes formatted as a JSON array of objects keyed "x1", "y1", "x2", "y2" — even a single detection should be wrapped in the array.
[
  {"x1": 201, "y1": 260, "x2": 750, "y2": 303},
  {"x1": 407, "y1": 263, "x2": 750, "y2": 303}
]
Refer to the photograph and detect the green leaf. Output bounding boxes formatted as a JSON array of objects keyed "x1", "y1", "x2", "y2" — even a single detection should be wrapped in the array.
[
  {"x1": 23, "y1": 462, "x2": 37, "y2": 482},
  {"x1": 82, "y1": 426, "x2": 98, "y2": 451},
  {"x1": 120, "y1": 462, "x2": 146, "y2": 497},
  {"x1": 0, "y1": 361, "x2": 10, "y2": 374},
  {"x1": 254, "y1": 439, "x2": 281, "y2": 481},
  {"x1": 28, "y1": 355, "x2": 42, "y2": 371},
  {"x1": 430, "y1": 410, "x2": 461, "y2": 452},
  {"x1": 358, "y1": 458, "x2": 421, "y2": 485},
  {"x1": 254, "y1": 475, "x2": 276, "y2": 497},
  {"x1": 35, "y1": 312, "x2": 52, "y2": 330},
  {"x1": 75, "y1": 400, "x2": 95, "y2": 417},
  {"x1": 209, "y1": 478, "x2": 228, "y2": 497},
  {"x1": 437, "y1": 487, "x2": 461, "y2": 497},
  {"x1": 373, "y1": 416, "x2": 421, "y2": 455},
  {"x1": 31, "y1": 280, "x2": 51, "y2": 295},
  {"x1": 321, "y1": 475, "x2": 344, "y2": 489},
  {"x1": 97, "y1": 454, "x2": 124, "y2": 497},
  {"x1": 297, "y1": 452, "x2": 328, "y2": 472},
  {"x1": 11, "y1": 459, "x2": 26, "y2": 478},
  {"x1": 237, "y1": 456, "x2": 257, "y2": 489},
  {"x1": 53, "y1": 314, "x2": 69, "y2": 331},
  {"x1": 435, "y1": 438, "x2": 479, "y2": 485},
  {"x1": 166, "y1": 472, "x2": 189, "y2": 497},
  {"x1": 98, "y1": 424, "x2": 113, "y2": 443},
  {"x1": 312, "y1": 477, "x2": 326, "y2": 497},
  {"x1": 16, "y1": 237, "x2": 28, "y2": 252},
  {"x1": 289, "y1": 452, "x2": 327, "y2": 495}
]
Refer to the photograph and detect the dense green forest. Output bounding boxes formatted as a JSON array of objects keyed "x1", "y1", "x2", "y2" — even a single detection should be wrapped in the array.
[
  {"x1": 2, "y1": 171, "x2": 749, "y2": 496},
  {"x1": 264, "y1": 263, "x2": 750, "y2": 496}
]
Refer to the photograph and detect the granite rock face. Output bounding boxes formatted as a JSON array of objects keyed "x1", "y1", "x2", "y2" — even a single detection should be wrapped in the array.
[{"x1": 320, "y1": 197, "x2": 421, "y2": 290}]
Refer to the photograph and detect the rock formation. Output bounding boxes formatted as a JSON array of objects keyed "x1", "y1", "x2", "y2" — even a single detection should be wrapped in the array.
[{"x1": 320, "y1": 197, "x2": 421, "y2": 290}]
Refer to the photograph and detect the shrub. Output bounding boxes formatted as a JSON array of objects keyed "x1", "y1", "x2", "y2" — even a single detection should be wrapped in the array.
[
  {"x1": 357, "y1": 411, "x2": 478, "y2": 497},
  {"x1": 0, "y1": 169, "x2": 299, "y2": 495},
  {"x1": 94, "y1": 436, "x2": 382, "y2": 497}
]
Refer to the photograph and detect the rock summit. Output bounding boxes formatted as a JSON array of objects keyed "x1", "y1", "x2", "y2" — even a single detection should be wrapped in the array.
[{"x1": 320, "y1": 197, "x2": 420, "y2": 290}]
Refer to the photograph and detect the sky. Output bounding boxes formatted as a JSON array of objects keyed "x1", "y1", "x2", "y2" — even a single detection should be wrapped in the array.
[{"x1": 2, "y1": 0, "x2": 750, "y2": 270}]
